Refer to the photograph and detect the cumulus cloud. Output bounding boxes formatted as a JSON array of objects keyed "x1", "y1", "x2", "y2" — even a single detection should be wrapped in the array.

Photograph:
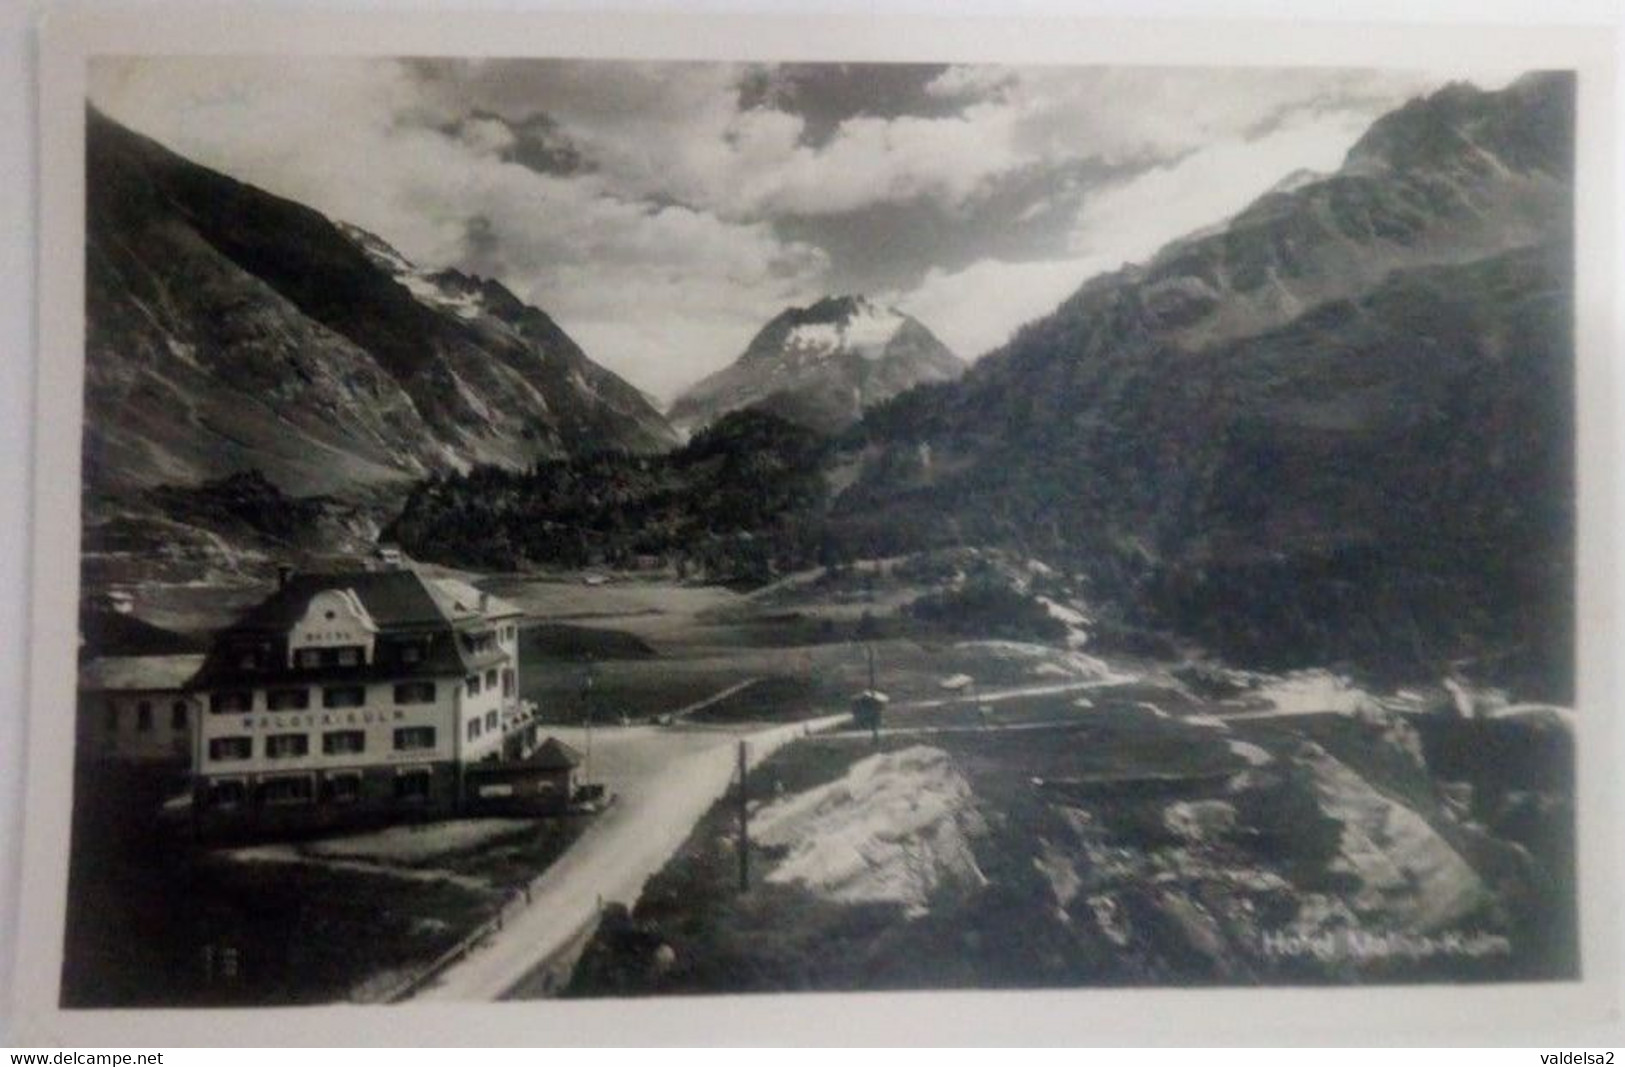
[
  {"x1": 89, "y1": 55, "x2": 1526, "y2": 398},
  {"x1": 89, "y1": 56, "x2": 829, "y2": 398},
  {"x1": 894, "y1": 100, "x2": 1426, "y2": 359}
]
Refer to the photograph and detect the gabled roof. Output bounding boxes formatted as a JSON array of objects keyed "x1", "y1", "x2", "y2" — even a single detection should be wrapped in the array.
[
  {"x1": 423, "y1": 577, "x2": 523, "y2": 622},
  {"x1": 230, "y1": 570, "x2": 453, "y2": 631},
  {"x1": 531, "y1": 736, "x2": 584, "y2": 770},
  {"x1": 190, "y1": 568, "x2": 523, "y2": 688}
]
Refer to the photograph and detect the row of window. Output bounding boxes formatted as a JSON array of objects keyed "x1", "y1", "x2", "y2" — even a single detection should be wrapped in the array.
[
  {"x1": 465, "y1": 709, "x2": 501, "y2": 742},
  {"x1": 230, "y1": 641, "x2": 436, "y2": 673},
  {"x1": 464, "y1": 669, "x2": 516, "y2": 698},
  {"x1": 105, "y1": 700, "x2": 188, "y2": 734},
  {"x1": 210, "y1": 681, "x2": 438, "y2": 715},
  {"x1": 207, "y1": 726, "x2": 437, "y2": 763},
  {"x1": 204, "y1": 768, "x2": 433, "y2": 810}
]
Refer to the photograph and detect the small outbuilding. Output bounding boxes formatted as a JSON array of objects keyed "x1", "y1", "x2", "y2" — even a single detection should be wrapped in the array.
[
  {"x1": 850, "y1": 689, "x2": 890, "y2": 734},
  {"x1": 464, "y1": 735, "x2": 584, "y2": 813}
]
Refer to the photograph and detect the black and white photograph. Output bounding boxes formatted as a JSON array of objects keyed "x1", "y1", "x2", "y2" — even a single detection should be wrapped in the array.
[{"x1": 9, "y1": 5, "x2": 1622, "y2": 1046}]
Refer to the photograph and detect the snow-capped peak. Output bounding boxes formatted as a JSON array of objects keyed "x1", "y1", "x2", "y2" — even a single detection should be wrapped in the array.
[
  {"x1": 781, "y1": 296, "x2": 908, "y2": 363},
  {"x1": 337, "y1": 221, "x2": 487, "y2": 321}
]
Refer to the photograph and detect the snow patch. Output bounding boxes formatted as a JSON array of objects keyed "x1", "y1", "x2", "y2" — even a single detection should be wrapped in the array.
[
  {"x1": 1250, "y1": 670, "x2": 1379, "y2": 716},
  {"x1": 751, "y1": 745, "x2": 987, "y2": 917},
  {"x1": 784, "y1": 301, "x2": 906, "y2": 361},
  {"x1": 1226, "y1": 740, "x2": 1274, "y2": 767}
]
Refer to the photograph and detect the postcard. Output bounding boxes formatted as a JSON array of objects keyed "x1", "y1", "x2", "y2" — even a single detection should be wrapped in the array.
[{"x1": 11, "y1": 4, "x2": 1621, "y2": 1046}]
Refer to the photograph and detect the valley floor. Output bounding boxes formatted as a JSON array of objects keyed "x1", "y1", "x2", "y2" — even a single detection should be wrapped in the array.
[{"x1": 60, "y1": 554, "x2": 1578, "y2": 1005}]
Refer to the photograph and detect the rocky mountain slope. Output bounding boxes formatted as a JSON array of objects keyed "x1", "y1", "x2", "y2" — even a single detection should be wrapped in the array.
[
  {"x1": 87, "y1": 108, "x2": 676, "y2": 496},
  {"x1": 844, "y1": 74, "x2": 1575, "y2": 693},
  {"x1": 84, "y1": 108, "x2": 677, "y2": 581},
  {"x1": 669, "y1": 296, "x2": 964, "y2": 434}
]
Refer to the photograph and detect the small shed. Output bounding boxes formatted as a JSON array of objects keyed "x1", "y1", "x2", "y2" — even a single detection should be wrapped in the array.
[
  {"x1": 850, "y1": 689, "x2": 890, "y2": 733},
  {"x1": 465, "y1": 735, "x2": 584, "y2": 813}
]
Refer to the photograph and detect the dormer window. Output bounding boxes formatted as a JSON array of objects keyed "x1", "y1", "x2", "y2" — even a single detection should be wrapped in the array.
[
  {"x1": 400, "y1": 642, "x2": 423, "y2": 665},
  {"x1": 296, "y1": 649, "x2": 322, "y2": 670},
  {"x1": 336, "y1": 647, "x2": 361, "y2": 667}
]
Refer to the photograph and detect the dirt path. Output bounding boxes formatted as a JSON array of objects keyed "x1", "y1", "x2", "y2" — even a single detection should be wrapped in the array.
[{"x1": 667, "y1": 677, "x2": 762, "y2": 721}]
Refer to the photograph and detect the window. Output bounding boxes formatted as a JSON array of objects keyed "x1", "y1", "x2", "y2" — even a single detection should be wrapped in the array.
[
  {"x1": 257, "y1": 776, "x2": 314, "y2": 806},
  {"x1": 323, "y1": 773, "x2": 362, "y2": 803},
  {"x1": 394, "y1": 726, "x2": 436, "y2": 751},
  {"x1": 136, "y1": 701, "x2": 153, "y2": 732},
  {"x1": 485, "y1": 710, "x2": 498, "y2": 732},
  {"x1": 296, "y1": 649, "x2": 322, "y2": 669},
  {"x1": 466, "y1": 719, "x2": 482, "y2": 742},
  {"x1": 336, "y1": 647, "x2": 361, "y2": 667},
  {"x1": 399, "y1": 643, "x2": 423, "y2": 665},
  {"x1": 394, "y1": 770, "x2": 432, "y2": 802},
  {"x1": 209, "y1": 691, "x2": 252, "y2": 714},
  {"x1": 322, "y1": 730, "x2": 365, "y2": 756},
  {"x1": 267, "y1": 688, "x2": 309, "y2": 711},
  {"x1": 265, "y1": 733, "x2": 310, "y2": 759},
  {"x1": 322, "y1": 685, "x2": 365, "y2": 709},
  {"x1": 209, "y1": 737, "x2": 252, "y2": 762},
  {"x1": 104, "y1": 701, "x2": 118, "y2": 733},
  {"x1": 171, "y1": 701, "x2": 189, "y2": 731},
  {"x1": 466, "y1": 675, "x2": 481, "y2": 697},
  {"x1": 206, "y1": 779, "x2": 246, "y2": 809},
  {"x1": 502, "y1": 669, "x2": 515, "y2": 698},
  {"x1": 237, "y1": 651, "x2": 259, "y2": 670},
  {"x1": 485, "y1": 669, "x2": 498, "y2": 690},
  {"x1": 394, "y1": 681, "x2": 436, "y2": 705}
]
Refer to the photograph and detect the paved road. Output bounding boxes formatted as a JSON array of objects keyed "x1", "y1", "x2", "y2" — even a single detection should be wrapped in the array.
[{"x1": 417, "y1": 714, "x2": 844, "y2": 1001}]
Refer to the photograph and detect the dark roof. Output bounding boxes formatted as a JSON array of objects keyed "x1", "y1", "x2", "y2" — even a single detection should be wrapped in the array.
[
  {"x1": 531, "y1": 737, "x2": 584, "y2": 770},
  {"x1": 189, "y1": 569, "x2": 522, "y2": 689},
  {"x1": 231, "y1": 570, "x2": 451, "y2": 631}
]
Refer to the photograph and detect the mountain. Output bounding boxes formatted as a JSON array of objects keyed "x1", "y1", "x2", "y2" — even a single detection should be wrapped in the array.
[
  {"x1": 845, "y1": 73, "x2": 1576, "y2": 694},
  {"x1": 84, "y1": 107, "x2": 676, "y2": 501},
  {"x1": 668, "y1": 296, "x2": 964, "y2": 434}
]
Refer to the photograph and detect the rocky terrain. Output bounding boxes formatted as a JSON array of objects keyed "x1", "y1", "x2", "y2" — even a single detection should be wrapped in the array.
[
  {"x1": 668, "y1": 296, "x2": 964, "y2": 434},
  {"x1": 844, "y1": 74, "x2": 1575, "y2": 694},
  {"x1": 567, "y1": 673, "x2": 1574, "y2": 993},
  {"x1": 83, "y1": 109, "x2": 676, "y2": 586}
]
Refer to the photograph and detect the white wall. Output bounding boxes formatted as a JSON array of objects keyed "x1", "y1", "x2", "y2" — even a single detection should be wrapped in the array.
[{"x1": 196, "y1": 677, "x2": 458, "y2": 778}]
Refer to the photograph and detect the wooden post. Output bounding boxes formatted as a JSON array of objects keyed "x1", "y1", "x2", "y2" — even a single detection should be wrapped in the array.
[
  {"x1": 868, "y1": 645, "x2": 882, "y2": 744},
  {"x1": 737, "y1": 739, "x2": 749, "y2": 893}
]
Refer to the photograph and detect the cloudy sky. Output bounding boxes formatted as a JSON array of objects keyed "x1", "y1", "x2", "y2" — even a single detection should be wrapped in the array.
[{"x1": 89, "y1": 57, "x2": 1521, "y2": 402}]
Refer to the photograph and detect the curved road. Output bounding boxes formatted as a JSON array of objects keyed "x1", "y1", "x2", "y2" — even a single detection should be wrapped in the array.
[{"x1": 417, "y1": 715, "x2": 845, "y2": 1001}]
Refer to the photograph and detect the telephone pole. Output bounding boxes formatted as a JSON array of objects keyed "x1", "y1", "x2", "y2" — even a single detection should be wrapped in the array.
[{"x1": 736, "y1": 739, "x2": 750, "y2": 892}]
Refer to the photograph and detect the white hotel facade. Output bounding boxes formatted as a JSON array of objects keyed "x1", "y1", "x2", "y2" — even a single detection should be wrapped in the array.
[{"x1": 188, "y1": 567, "x2": 532, "y2": 832}]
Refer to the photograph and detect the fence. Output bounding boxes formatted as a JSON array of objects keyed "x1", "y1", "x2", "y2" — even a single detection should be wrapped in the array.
[
  {"x1": 365, "y1": 877, "x2": 603, "y2": 1004},
  {"x1": 363, "y1": 712, "x2": 850, "y2": 1004}
]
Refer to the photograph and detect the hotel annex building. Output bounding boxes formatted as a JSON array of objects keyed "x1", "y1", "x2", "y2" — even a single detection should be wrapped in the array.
[{"x1": 188, "y1": 567, "x2": 533, "y2": 831}]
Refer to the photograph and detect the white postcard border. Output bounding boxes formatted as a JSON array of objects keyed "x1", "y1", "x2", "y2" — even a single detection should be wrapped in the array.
[{"x1": 14, "y1": 5, "x2": 1623, "y2": 1046}]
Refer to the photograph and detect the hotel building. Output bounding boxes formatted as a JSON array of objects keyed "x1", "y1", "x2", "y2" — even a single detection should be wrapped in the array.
[{"x1": 187, "y1": 567, "x2": 532, "y2": 831}]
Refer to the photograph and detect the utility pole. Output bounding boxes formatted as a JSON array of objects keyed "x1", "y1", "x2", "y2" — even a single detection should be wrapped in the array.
[
  {"x1": 736, "y1": 739, "x2": 750, "y2": 892},
  {"x1": 582, "y1": 656, "x2": 596, "y2": 784}
]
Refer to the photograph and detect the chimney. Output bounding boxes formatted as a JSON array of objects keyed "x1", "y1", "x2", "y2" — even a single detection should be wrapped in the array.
[{"x1": 276, "y1": 564, "x2": 294, "y2": 590}]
